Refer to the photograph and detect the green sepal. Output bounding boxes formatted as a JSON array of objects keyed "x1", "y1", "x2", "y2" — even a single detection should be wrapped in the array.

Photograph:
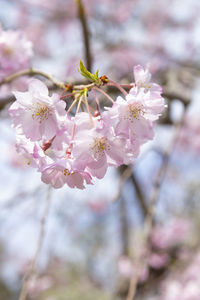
[{"x1": 79, "y1": 87, "x2": 88, "y2": 97}]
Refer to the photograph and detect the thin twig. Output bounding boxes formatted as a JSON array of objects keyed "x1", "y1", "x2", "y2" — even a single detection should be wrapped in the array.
[
  {"x1": 66, "y1": 98, "x2": 78, "y2": 114},
  {"x1": 84, "y1": 91, "x2": 94, "y2": 127},
  {"x1": 127, "y1": 271, "x2": 140, "y2": 300},
  {"x1": 74, "y1": 82, "x2": 95, "y2": 90},
  {"x1": 18, "y1": 185, "x2": 51, "y2": 300},
  {"x1": 108, "y1": 80, "x2": 128, "y2": 96},
  {"x1": 93, "y1": 89, "x2": 100, "y2": 110}
]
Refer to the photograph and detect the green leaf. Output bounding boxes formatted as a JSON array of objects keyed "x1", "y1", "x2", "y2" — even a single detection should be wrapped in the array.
[{"x1": 78, "y1": 61, "x2": 100, "y2": 84}]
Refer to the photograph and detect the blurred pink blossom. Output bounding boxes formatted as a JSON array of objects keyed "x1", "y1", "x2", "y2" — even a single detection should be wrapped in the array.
[
  {"x1": 151, "y1": 219, "x2": 191, "y2": 249},
  {"x1": 148, "y1": 252, "x2": 169, "y2": 269}
]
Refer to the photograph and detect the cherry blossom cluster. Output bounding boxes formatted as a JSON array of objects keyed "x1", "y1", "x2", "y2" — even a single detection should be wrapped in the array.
[
  {"x1": 0, "y1": 25, "x2": 33, "y2": 79},
  {"x1": 9, "y1": 65, "x2": 165, "y2": 189}
]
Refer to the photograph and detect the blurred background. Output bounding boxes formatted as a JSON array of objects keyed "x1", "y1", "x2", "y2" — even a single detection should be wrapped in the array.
[{"x1": 0, "y1": 0, "x2": 200, "y2": 299}]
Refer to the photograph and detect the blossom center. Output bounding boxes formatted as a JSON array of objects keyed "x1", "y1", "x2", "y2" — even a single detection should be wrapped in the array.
[
  {"x1": 3, "y1": 46, "x2": 13, "y2": 57},
  {"x1": 92, "y1": 137, "x2": 109, "y2": 158},
  {"x1": 126, "y1": 103, "x2": 144, "y2": 122},
  {"x1": 63, "y1": 168, "x2": 74, "y2": 176},
  {"x1": 32, "y1": 102, "x2": 51, "y2": 123}
]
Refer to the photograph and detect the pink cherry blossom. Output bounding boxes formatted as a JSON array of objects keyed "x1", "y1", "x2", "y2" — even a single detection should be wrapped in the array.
[
  {"x1": 148, "y1": 252, "x2": 169, "y2": 269},
  {"x1": 9, "y1": 79, "x2": 67, "y2": 141},
  {"x1": 132, "y1": 65, "x2": 163, "y2": 94},
  {"x1": 0, "y1": 26, "x2": 33, "y2": 79},
  {"x1": 105, "y1": 95, "x2": 155, "y2": 144},
  {"x1": 127, "y1": 89, "x2": 165, "y2": 121},
  {"x1": 27, "y1": 276, "x2": 53, "y2": 298},
  {"x1": 41, "y1": 159, "x2": 93, "y2": 189},
  {"x1": 15, "y1": 133, "x2": 52, "y2": 169},
  {"x1": 72, "y1": 112, "x2": 133, "y2": 179},
  {"x1": 151, "y1": 219, "x2": 191, "y2": 250},
  {"x1": 118, "y1": 256, "x2": 134, "y2": 278}
]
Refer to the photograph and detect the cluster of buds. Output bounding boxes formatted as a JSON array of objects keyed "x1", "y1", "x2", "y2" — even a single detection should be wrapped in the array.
[{"x1": 9, "y1": 64, "x2": 165, "y2": 189}]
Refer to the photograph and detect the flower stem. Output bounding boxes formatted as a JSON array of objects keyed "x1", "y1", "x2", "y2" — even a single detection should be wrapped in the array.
[
  {"x1": 94, "y1": 86, "x2": 114, "y2": 104},
  {"x1": 66, "y1": 98, "x2": 78, "y2": 114},
  {"x1": 108, "y1": 80, "x2": 128, "y2": 96},
  {"x1": 84, "y1": 90, "x2": 94, "y2": 127},
  {"x1": 93, "y1": 89, "x2": 100, "y2": 111}
]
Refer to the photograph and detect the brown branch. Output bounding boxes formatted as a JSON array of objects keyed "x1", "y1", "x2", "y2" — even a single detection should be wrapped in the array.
[
  {"x1": 0, "y1": 69, "x2": 191, "y2": 113},
  {"x1": 0, "y1": 75, "x2": 96, "y2": 111},
  {"x1": 75, "y1": 0, "x2": 92, "y2": 71},
  {"x1": 0, "y1": 68, "x2": 65, "y2": 89},
  {"x1": 163, "y1": 91, "x2": 190, "y2": 106},
  {"x1": 18, "y1": 185, "x2": 51, "y2": 300}
]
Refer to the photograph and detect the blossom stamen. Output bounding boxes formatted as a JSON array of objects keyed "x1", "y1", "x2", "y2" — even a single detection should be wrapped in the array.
[
  {"x1": 126, "y1": 103, "x2": 144, "y2": 122},
  {"x1": 63, "y1": 168, "x2": 71, "y2": 176},
  {"x1": 91, "y1": 137, "x2": 110, "y2": 158},
  {"x1": 31, "y1": 102, "x2": 52, "y2": 123},
  {"x1": 3, "y1": 46, "x2": 13, "y2": 56}
]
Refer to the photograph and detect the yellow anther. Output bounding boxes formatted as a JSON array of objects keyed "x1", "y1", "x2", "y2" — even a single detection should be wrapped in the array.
[
  {"x1": 91, "y1": 137, "x2": 110, "y2": 157},
  {"x1": 31, "y1": 102, "x2": 51, "y2": 123},
  {"x1": 63, "y1": 168, "x2": 71, "y2": 176},
  {"x1": 127, "y1": 103, "x2": 144, "y2": 122}
]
